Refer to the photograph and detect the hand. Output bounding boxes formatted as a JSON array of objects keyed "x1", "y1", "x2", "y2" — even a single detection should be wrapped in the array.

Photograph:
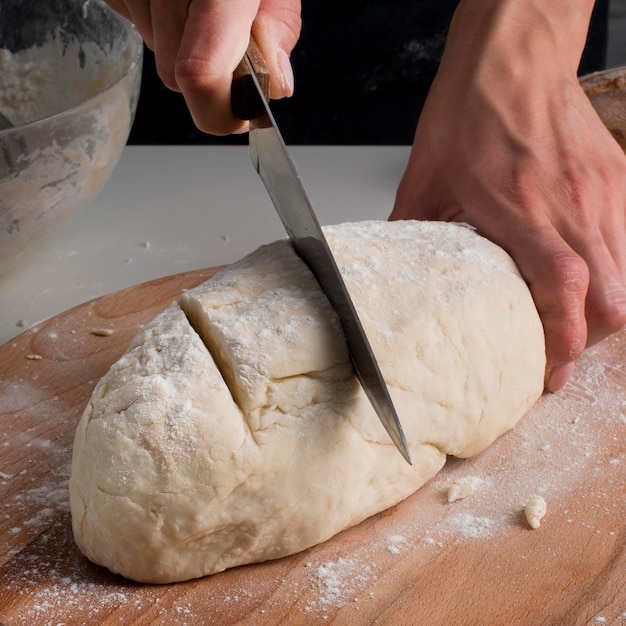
[
  {"x1": 105, "y1": 0, "x2": 301, "y2": 134},
  {"x1": 390, "y1": 0, "x2": 626, "y2": 392}
]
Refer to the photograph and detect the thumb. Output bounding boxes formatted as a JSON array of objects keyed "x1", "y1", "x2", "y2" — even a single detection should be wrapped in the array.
[{"x1": 253, "y1": 0, "x2": 301, "y2": 98}]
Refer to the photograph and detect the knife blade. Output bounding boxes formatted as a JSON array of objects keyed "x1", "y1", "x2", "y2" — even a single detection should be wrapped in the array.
[{"x1": 231, "y1": 40, "x2": 411, "y2": 465}]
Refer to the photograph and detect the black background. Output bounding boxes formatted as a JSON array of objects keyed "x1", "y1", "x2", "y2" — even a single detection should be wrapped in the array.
[{"x1": 128, "y1": 0, "x2": 609, "y2": 146}]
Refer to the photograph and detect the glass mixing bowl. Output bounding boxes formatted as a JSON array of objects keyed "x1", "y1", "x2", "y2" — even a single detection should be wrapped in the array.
[{"x1": 0, "y1": 0, "x2": 143, "y2": 274}]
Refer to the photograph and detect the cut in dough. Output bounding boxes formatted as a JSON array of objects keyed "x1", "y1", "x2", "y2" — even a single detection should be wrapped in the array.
[{"x1": 69, "y1": 220, "x2": 545, "y2": 583}]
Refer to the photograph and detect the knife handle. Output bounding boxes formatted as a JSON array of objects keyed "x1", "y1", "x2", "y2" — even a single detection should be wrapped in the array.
[{"x1": 231, "y1": 37, "x2": 270, "y2": 120}]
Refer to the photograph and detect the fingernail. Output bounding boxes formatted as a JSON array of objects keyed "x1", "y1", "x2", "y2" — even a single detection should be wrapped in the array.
[
  {"x1": 547, "y1": 362, "x2": 575, "y2": 393},
  {"x1": 277, "y1": 49, "x2": 294, "y2": 97}
]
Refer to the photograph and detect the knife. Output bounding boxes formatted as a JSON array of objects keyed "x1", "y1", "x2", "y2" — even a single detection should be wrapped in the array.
[{"x1": 231, "y1": 39, "x2": 412, "y2": 465}]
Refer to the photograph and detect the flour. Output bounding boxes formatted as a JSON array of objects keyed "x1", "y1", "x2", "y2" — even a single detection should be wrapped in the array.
[
  {"x1": 446, "y1": 513, "x2": 496, "y2": 538},
  {"x1": 305, "y1": 557, "x2": 377, "y2": 611},
  {"x1": 385, "y1": 534, "x2": 408, "y2": 554}
]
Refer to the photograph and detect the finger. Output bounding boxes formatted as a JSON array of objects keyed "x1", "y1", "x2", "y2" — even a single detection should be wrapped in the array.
[
  {"x1": 175, "y1": 0, "x2": 260, "y2": 135},
  {"x1": 574, "y1": 109, "x2": 626, "y2": 344},
  {"x1": 253, "y1": 0, "x2": 301, "y2": 98},
  {"x1": 114, "y1": 0, "x2": 155, "y2": 50},
  {"x1": 506, "y1": 230, "x2": 590, "y2": 392},
  {"x1": 555, "y1": 165, "x2": 626, "y2": 347},
  {"x1": 586, "y1": 277, "x2": 626, "y2": 346},
  {"x1": 545, "y1": 362, "x2": 576, "y2": 393},
  {"x1": 586, "y1": 186, "x2": 626, "y2": 343},
  {"x1": 150, "y1": 0, "x2": 189, "y2": 91},
  {"x1": 576, "y1": 233, "x2": 626, "y2": 347}
]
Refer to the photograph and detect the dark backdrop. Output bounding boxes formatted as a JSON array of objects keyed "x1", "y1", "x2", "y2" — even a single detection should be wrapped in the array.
[{"x1": 128, "y1": 0, "x2": 609, "y2": 146}]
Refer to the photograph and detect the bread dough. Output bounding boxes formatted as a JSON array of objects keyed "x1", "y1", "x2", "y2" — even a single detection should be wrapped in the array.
[
  {"x1": 69, "y1": 220, "x2": 545, "y2": 583},
  {"x1": 524, "y1": 494, "x2": 547, "y2": 529}
]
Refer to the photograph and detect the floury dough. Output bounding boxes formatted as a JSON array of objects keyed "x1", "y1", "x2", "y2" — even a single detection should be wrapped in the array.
[{"x1": 69, "y1": 220, "x2": 546, "y2": 583}]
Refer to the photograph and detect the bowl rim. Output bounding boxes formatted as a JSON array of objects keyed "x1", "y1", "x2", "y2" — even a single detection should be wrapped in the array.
[{"x1": 0, "y1": 15, "x2": 143, "y2": 135}]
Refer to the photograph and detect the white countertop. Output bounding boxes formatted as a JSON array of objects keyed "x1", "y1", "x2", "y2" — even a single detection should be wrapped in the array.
[{"x1": 0, "y1": 145, "x2": 410, "y2": 346}]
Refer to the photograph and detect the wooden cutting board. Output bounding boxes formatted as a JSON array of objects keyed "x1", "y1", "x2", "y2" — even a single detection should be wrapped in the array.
[{"x1": 0, "y1": 268, "x2": 625, "y2": 625}]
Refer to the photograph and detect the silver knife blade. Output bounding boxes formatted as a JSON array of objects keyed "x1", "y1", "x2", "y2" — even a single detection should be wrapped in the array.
[{"x1": 233, "y1": 49, "x2": 411, "y2": 465}]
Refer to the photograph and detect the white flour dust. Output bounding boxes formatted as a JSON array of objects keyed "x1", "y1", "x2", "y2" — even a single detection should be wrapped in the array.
[{"x1": 304, "y1": 557, "x2": 377, "y2": 614}]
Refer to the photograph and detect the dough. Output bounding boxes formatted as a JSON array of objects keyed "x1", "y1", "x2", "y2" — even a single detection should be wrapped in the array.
[
  {"x1": 447, "y1": 475, "x2": 484, "y2": 503},
  {"x1": 69, "y1": 220, "x2": 545, "y2": 583},
  {"x1": 524, "y1": 495, "x2": 547, "y2": 529}
]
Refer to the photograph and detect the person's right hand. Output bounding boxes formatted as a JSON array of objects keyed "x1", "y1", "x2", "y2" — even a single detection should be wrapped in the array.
[{"x1": 105, "y1": 0, "x2": 301, "y2": 134}]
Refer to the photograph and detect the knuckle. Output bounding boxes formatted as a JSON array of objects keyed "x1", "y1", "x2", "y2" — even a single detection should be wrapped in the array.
[
  {"x1": 544, "y1": 252, "x2": 589, "y2": 298},
  {"x1": 173, "y1": 59, "x2": 243, "y2": 135},
  {"x1": 174, "y1": 56, "x2": 221, "y2": 92}
]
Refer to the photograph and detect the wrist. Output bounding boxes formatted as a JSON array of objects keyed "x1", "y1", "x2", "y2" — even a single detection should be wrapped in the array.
[{"x1": 444, "y1": 0, "x2": 595, "y2": 79}]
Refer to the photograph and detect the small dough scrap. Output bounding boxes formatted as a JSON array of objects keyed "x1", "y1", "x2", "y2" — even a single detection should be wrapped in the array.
[
  {"x1": 69, "y1": 220, "x2": 546, "y2": 583},
  {"x1": 447, "y1": 475, "x2": 484, "y2": 503},
  {"x1": 524, "y1": 495, "x2": 547, "y2": 529}
]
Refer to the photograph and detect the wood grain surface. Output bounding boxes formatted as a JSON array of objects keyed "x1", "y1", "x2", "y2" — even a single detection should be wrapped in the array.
[{"x1": 0, "y1": 268, "x2": 625, "y2": 626}]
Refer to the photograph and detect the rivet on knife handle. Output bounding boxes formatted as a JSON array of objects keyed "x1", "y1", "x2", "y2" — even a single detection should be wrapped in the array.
[{"x1": 231, "y1": 38, "x2": 270, "y2": 120}]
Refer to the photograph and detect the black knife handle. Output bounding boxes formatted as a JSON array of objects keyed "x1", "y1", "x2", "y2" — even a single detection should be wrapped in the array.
[{"x1": 231, "y1": 37, "x2": 270, "y2": 120}]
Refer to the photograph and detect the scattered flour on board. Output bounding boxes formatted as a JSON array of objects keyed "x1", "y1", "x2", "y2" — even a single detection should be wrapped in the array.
[
  {"x1": 385, "y1": 534, "x2": 409, "y2": 555},
  {"x1": 445, "y1": 513, "x2": 496, "y2": 538},
  {"x1": 1, "y1": 333, "x2": 624, "y2": 621},
  {"x1": 304, "y1": 557, "x2": 377, "y2": 614}
]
